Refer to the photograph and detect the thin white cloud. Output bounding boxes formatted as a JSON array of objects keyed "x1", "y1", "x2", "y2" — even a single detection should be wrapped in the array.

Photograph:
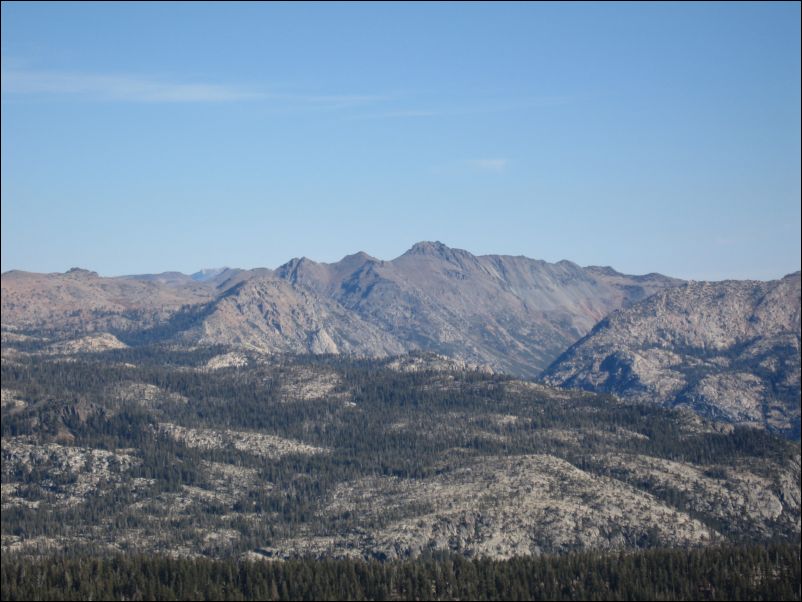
[
  {"x1": 468, "y1": 158, "x2": 507, "y2": 172},
  {"x1": 1, "y1": 66, "x2": 568, "y2": 121},
  {"x1": 0, "y1": 67, "x2": 385, "y2": 107},
  {"x1": 1, "y1": 68, "x2": 263, "y2": 102}
]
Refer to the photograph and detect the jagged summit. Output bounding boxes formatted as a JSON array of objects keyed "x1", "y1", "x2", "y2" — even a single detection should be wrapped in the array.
[
  {"x1": 402, "y1": 240, "x2": 473, "y2": 259},
  {"x1": 399, "y1": 241, "x2": 481, "y2": 270},
  {"x1": 274, "y1": 256, "x2": 323, "y2": 284},
  {"x1": 276, "y1": 256, "x2": 311, "y2": 271},
  {"x1": 405, "y1": 240, "x2": 451, "y2": 255}
]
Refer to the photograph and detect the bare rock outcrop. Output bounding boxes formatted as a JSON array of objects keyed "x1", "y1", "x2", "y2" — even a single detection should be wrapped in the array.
[{"x1": 543, "y1": 273, "x2": 801, "y2": 434}]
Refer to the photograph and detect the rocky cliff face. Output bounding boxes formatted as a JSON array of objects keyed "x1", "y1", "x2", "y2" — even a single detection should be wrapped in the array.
[
  {"x1": 542, "y1": 273, "x2": 802, "y2": 435},
  {"x1": 187, "y1": 277, "x2": 407, "y2": 356}
]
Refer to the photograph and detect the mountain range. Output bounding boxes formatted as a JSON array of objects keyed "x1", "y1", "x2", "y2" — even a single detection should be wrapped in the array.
[
  {"x1": 1, "y1": 242, "x2": 679, "y2": 373},
  {"x1": 2, "y1": 242, "x2": 799, "y2": 433}
]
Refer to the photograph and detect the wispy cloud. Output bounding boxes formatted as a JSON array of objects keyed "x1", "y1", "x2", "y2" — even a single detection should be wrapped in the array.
[
  {"x1": 1, "y1": 68, "x2": 264, "y2": 102},
  {"x1": 468, "y1": 158, "x2": 507, "y2": 172},
  {"x1": 1, "y1": 66, "x2": 569, "y2": 125},
  {"x1": 0, "y1": 67, "x2": 385, "y2": 107}
]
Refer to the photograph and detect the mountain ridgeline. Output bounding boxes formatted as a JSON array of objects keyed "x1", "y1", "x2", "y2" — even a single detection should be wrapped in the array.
[
  {"x1": 2, "y1": 243, "x2": 799, "y2": 433},
  {"x1": 1, "y1": 242, "x2": 678, "y2": 376}
]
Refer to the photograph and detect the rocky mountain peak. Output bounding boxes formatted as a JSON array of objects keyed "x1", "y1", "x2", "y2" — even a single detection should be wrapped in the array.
[
  {"x1": 274, "y1": 256, "x2": 321, "y2": 284},
  {"x1": 338, "y1": 251, "x2": 378, "y2": 265},
  {"x1": 401, "y1": 241, "x2": 479, "y2": 270},
  {"x1": 405, "y1": 240, "x2": 453, "y2": 256}
]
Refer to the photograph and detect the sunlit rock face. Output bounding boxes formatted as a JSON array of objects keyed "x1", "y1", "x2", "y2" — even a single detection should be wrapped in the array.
[{"x1": 543, "y1": 272, "x2": 801, "y2": 435}]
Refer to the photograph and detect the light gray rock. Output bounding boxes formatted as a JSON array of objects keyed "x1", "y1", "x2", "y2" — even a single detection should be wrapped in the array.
[{"x1": 543, "y1": 273, "x2": 801, "y2": 434}]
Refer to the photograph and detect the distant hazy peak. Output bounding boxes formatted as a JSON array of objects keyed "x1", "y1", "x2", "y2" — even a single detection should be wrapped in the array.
[
  {"x1": 65, "y1": 267, "x2": 99, "y2": 278},
  {"x1": 191, "y1": 267, "x2": 229, "y2": 282}
]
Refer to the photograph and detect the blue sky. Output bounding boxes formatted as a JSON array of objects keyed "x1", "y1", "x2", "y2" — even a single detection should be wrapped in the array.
[{"x1": 2, "y1": 2, "x2": 800, "y2": 280}]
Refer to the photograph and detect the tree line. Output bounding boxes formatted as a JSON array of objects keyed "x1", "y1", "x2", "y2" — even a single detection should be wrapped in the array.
[{"x1": 2, "y1": 543, "x2": 800, "y2": 601}]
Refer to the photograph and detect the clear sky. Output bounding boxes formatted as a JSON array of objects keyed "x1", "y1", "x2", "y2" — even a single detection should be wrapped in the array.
[{"x1": 2, "y1": 2, "x2": 800, "y2": 280}]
